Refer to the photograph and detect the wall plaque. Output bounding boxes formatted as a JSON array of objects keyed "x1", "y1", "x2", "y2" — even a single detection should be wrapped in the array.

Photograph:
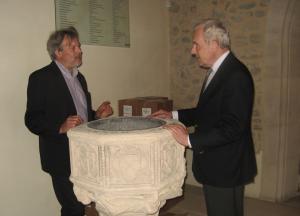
[{"x1": 55, "y1": 0, "x2": 130, "y2": 47}]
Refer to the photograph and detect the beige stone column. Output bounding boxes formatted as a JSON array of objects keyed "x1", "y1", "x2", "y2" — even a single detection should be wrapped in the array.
[{"x1": 261, "y1": 0, "x2": 300, "y2": 201}]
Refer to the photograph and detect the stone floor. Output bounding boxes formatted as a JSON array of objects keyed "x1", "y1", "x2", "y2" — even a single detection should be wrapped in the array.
[{"x1": 159, "y1": 185, "x2": 300, "y2": 216}]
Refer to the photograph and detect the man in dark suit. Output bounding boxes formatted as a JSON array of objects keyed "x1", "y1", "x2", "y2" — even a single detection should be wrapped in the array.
[
  {"x1": 151, "y1": 19, "x2": 257, "y2": 216},
  {"x1": 25, "y1": 26, "x2": 113, "y2": 216}
]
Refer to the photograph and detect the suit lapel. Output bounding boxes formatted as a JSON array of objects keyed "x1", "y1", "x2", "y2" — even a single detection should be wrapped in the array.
[
  {"x1": 50, "y1": 62, "x2": 77, "y2": 114},
  {"x1": 77, "y1": 73, "x2": 88, "y2": 95},
  {"x1": 77, "y1": 71, "x2": 94, "y2": 121},
  {"x1": 197, "y1": 53, "x2": 235, "y2": 108}
]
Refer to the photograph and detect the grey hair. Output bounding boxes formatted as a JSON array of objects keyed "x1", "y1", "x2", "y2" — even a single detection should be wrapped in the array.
[
  {"x1": 194, "y1": 19, "x2": 230, "y2": 49},
  {"x1": 47, "y1": 26, "x2": 79, "y2": 60}
]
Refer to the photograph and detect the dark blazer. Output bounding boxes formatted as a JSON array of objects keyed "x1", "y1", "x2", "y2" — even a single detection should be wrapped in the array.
[
  {"x1": 178, "y1": 52, "x2": 257, "y2": 187},
  {"x1": 25, "y1": 61, "x2": 95, "y2": 176}
]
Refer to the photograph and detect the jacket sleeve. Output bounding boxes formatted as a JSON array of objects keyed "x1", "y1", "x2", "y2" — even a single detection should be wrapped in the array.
[
  {"x1": 189, "y1": 69, "x2": 254, "y2": 153},
  {"x1": 24, "y1": 73, "x2": 61, "y2": 136},
  {"x1": 178, "y1": 108, "x2": 198, "y2": 127}
]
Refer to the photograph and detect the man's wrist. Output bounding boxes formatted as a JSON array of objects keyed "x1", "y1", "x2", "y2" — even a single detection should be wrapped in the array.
[{"x1": 172, "y1": 111, "x2": 179, "y2": 120}]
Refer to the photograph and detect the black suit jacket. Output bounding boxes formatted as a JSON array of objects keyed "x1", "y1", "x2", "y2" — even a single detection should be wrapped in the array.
[
  {"x1": 178, "y1": 52, "x2": 257, "y2": 187},
  {"x1": 25, "y1": 61, "x2": 95, "y2": 176}
]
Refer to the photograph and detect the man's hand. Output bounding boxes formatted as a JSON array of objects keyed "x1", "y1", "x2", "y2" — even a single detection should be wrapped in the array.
[
  {"x1": 96, "y1": 101, "x2": 113, "y2": 119},
  {"x1": 149, "y1": 109, "x2": 172, "y2": 119},
  {"x1": 163, "y1": 124, "x2": 189, "y2": 147},
  {"x1": 59, "y1": 115, "x2": 83, "y2": 134}
]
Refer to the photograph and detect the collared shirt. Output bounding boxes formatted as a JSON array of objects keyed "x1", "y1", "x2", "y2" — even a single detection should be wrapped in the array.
[
  {"x1": 55, "y1": 60, "x2": 88, "y2": 122},
  {"x1": 205, "y1": 50, "x2": 230, "y2": 89},
  {"x1": 172, "y1": 50, "x2": 230, "y2": 148}
]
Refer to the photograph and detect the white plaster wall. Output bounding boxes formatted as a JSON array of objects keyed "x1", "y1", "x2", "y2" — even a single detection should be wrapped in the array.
[{"x1": 0, "y1": 0, "x2": 169, "y2": 215}]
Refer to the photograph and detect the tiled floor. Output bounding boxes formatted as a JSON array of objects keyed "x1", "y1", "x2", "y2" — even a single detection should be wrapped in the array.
[{"x1": 160, "y1": 185, "x2": 300, "y2": 216}]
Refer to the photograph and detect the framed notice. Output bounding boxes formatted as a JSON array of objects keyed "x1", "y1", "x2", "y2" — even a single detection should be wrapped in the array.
[{"x1": 55, "y1": 0, "x2": 130, "y2": 47}]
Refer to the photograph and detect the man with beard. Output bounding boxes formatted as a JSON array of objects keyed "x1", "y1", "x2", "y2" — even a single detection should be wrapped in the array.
[{"x1": 25, "y1": 26, "x2": 113, "y2": 216}]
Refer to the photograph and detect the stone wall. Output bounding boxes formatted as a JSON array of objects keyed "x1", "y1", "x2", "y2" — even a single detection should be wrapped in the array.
[{"x1": 168, "y1": 0, "x2": 270, "y2": 152}]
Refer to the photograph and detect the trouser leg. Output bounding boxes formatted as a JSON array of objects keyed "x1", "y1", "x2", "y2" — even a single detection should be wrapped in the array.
[
  {"x1": 51, "y1": 175, "x2": 85, "y2": 216},
  {"x1": 203, "y1": 184, "x2": 244, "y2": 216}
]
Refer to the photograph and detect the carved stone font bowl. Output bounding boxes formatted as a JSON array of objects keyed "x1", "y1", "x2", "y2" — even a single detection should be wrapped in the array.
[{"x1": 68, "y1": 117, "x2": 186, "y2": 216}]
